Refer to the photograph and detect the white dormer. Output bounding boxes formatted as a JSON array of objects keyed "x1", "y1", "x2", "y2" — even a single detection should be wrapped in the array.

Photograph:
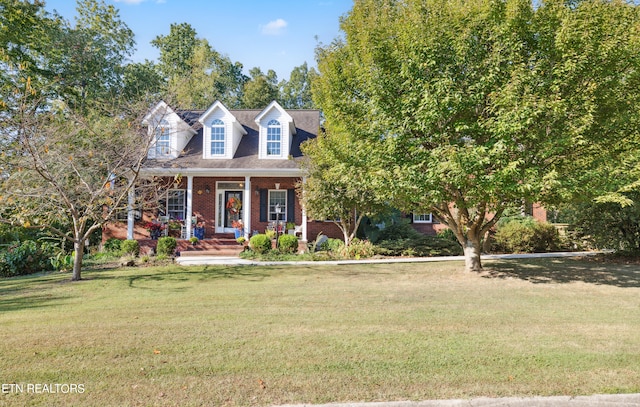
[
  {"x1": 143, "y1": 101, "x2": 196, "y2": 159},
  {"x1": 198, "y1": 101, "x2": 247, "y2": 159},
  {"x1": 255, "y1": 101, "x2": 296, "y2": 159}
]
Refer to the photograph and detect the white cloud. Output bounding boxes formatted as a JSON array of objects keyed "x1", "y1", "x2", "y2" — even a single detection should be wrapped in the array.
[{"x1": 260, "y1": 18, "x2": 288, "y2": 36}]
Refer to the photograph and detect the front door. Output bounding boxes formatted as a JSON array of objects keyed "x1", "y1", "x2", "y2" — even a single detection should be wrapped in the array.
[{"x1": 223, "y1": 190, "x2": 243, "y2": 231}]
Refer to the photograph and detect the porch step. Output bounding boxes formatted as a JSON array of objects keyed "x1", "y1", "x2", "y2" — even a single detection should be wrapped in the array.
[
  {"x1": 139, "y1": 234, "x2": 245, "y2": 257},
  {"x1": 177, "y1": 234, "x2": 244, "y2": 257}
]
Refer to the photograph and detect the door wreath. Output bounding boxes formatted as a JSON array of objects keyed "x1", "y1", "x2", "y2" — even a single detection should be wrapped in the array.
[{"x1": 226, "y1": 197, "x2": 242, "y2": 214}]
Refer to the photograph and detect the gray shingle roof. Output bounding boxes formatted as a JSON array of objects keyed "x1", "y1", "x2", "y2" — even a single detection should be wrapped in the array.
[{"x1": 145, "y1": 108, "x2": 320, "y2": 171}]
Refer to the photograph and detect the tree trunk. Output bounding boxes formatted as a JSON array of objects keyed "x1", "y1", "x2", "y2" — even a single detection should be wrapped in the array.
[
  {"x1": 463, "y1": 236, "x2": 483, "y2": 273},
  {"x1": 71, "y1": 239, "x2": 85, "y2": 281}
]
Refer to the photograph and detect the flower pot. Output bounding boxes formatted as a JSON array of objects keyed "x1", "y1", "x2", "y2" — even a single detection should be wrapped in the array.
[{"x1": 234, "y1": 229, "x2": 242, "y2": 239}]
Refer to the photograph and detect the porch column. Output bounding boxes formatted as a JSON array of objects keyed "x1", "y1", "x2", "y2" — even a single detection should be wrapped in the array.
[
  {"x1": 301, "y1": 176, "x2": 308, "y2": 242},
  {"x1": 186, "y1": 175, "x2": 193, "y2": 239},
  {"x1": 243, "y1": 176, "x2": 251, "y2": 238},
  {"x1": 127, "y1": 183, "x2": 135, "y2": 240}
]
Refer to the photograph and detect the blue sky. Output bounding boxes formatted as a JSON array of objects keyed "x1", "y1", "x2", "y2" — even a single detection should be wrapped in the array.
[{"x1": 44, "y1": 0, "x2": 353, "y2": 80}]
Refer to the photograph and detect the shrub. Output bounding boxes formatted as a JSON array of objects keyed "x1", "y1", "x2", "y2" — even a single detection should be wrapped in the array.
[
  {"x1": 558, "y1": 196, "x2": 640, "y2": 252},
  {"x1": 249, "y1": 234, "x2": 272, "y2": 254},
  {"x1": 343, "y1": 238, "x2": 375, "y2": 259},
  {"x1": 376, "y1": 220, "x2": 421, "y2": 242},
  {"x1": 375, "y1": 235, "x2": 462, "y2": 257},
  {"x1": 156, "y1": 237, "x2": 177, "y2": 256},
  {"x1": 103, "y1": 238, "x2": 123, "y2": 253},
  {"x1": 0, "y1": 240, "x2": 56, "y2": 277},
  {"x1": 320, "y1": 238, "x2": 345, "y2": 252},
  {"x1": 493, "y1": 217, "x2": 562, "y2": 253},
  {"x1": 120, "y1": 239, "x2": 139, "y2": 256},
  {"x1": 278, "y1": 234, "x2": 299, "y2": 254}
]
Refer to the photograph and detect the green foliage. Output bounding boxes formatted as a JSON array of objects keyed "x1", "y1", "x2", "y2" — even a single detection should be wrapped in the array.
[
  {"x1": 249, "y1": 234, "x2": 272, "y2": 254},
  {"x1": 156, "y1": 237, "x2": 177, "y2": 256},
  {"x1": 151, "y1": 22, "x2": 247, "y2": 109},
  {"x1": 376, "y1": 220, "x2": 421, "y2": 242},
  {"x1": 242, "y1": 68, "x2": 278, "y2": 108},
  {"x1": 278, "y1": 234, "x2": 299, "y2": 254},
  {"x1": 375, "y1": 235, "x2": 463, "y2": 257},
  {"x1": 320, "y1": 238, "x2": 345, "y2": 253},
  {"x1": 279, "y1": 62, "x2": 317, "y2": 109},
  {"x1": 103, "y1": 238, "x2": 123, "y2": 253},
  {"x1": 50, "y1": 251, "x2": 74, "y2": 272},
  {"x1": 561, "y1": 194, "x2": 640, "y2": 253},
  {"x1": 343, "y1": 238, "x2": 375, "y2": 260},
  {"x1": 120, "y1": 239, "x2": 139, "y2": 257},
  {"x1": 299, "y1": 125, "x2": 391, "y2": 246},
  {"x1": 0, "y1": 240, "x2": 56, "y2": 277},
  {"x1": 493, "y1": 217, "x2": 562, "y2": 254},
  {"x1": 313, "y1": 0, "x2": 640, "y2": 271}
]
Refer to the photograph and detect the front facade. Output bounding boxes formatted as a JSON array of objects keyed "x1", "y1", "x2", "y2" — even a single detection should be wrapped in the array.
[{"x1": 104, "y1": 100, "x2": 348, "y2": 244}]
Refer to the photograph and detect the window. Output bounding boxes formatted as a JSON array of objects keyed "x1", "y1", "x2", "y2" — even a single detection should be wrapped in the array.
[
  {"x1": 210, "y1": 119, "x2": 225, "y2": 156},
  {"x1": 154, "y1": 120, "x2": 171, "y2": 157},
  {"x1": 167, "y1": 190, "x2": 186, "y2": 220},
  {"x1": 268, "y1": 190, "x2": 287, "y2": 221},
  {"x1": 413, "y1": 213, "x2": 433, "y2": 223},
  {"x1": 266, "y1": 119, "x2": 281, "y2": 156}
]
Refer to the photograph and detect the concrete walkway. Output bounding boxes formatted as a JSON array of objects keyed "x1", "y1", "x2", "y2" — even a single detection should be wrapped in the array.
[
  {"x1": 175, "y1": 250, "x2": 602, "y2": 266},
  {"x1": 273, "y1": 393, "x2": 640, "y2": 407}
]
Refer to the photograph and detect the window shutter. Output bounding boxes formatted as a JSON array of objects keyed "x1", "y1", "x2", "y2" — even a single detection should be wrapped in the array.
[
  {"x1": 259, "y1": 189, "x2": 268, "y2": 222},
  {"x1": 407, "y1": 213, "x2": 414, "y2": 223},
  {"x1": 287, "y1": 189, "x2": 295, "y2": 223}
]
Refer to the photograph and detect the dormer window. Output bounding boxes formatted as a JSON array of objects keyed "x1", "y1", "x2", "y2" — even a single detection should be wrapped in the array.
[
  {"x1": 154, "y1": 119, "x2": 171, "y2": 157},
  {"x1": 266, "y1": 119, "x2": 281, "y2": 156},
  {"x1": 210, "y1": 119, "x2": 225, "y2": 156}
]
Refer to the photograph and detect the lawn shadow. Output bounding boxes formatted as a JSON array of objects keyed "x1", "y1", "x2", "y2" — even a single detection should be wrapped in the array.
[
  {"x1": 482, "y1": 257, "x2": 640, "y2": 287},
  {"x1": 127, "y1": 265, "x2": 270, "y2": 291}
]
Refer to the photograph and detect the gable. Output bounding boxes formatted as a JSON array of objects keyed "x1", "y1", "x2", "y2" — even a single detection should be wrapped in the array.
[
  {"x1": 198, "y1": 101, "x2": 247, "y2": 159},
  {"x1": 143, "y1": 101, "x2": 197, "y2": 159}
]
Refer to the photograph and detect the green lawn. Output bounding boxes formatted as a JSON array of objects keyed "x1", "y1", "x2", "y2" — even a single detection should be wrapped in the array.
[{"x1": 1, "y1": 258, "x2": 640, "y2": 406}]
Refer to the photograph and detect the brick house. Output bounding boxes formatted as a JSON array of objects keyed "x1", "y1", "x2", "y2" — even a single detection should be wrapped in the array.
[{"x1": 103, "y1": 99, "x2": 544, "y2": 250}]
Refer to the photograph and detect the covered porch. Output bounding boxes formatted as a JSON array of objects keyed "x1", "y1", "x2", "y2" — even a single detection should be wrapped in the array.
[{"x1": 123, "y1": 169, "x2": 309, "y2": 246}]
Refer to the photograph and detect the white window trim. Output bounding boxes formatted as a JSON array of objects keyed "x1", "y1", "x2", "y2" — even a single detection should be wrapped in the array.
[
  {"x1": 210, "y1": 119, "x2": 225, "y2": 156},
  {"x1": 413, "y1": 213, "x2": 433, "y2": 223},
  {"x1": 268, "y1": 189, "x2": 287, "y2": 222},
  {"x1": 266, "y1": 119, "x2": 282, "y2": 157},
  {"x1": 153, "y1": 120, "x2": 171, "y2": 158},
  {"x1": 167, "y1": 189, "x2": 186, "y2": 221}
]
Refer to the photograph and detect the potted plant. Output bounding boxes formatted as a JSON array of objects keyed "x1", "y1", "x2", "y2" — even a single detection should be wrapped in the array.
[
  {"x1": 232, "y1": 219, "x2": 244, "y2": 239},
  {"x1": 167, "y1": 220, "x2": 182, "y2": 238},
  {"x1": 286, "y1": 222, "x2": 296, "y2": 235},
  {"x1": 189, "y1": 236, "x2": 199, "y2": 246},
  {"x1": 144, "y1": 221, "x2": 165, "y2": 240}
]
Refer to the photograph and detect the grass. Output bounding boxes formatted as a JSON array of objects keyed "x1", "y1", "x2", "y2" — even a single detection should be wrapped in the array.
[{"x1": 1, "y1": 257, "x2": 640, "y2": 406}]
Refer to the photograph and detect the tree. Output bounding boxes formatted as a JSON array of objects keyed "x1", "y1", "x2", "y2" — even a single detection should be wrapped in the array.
[
  {"x1": 122, "y1": 60, "x2": 165, "y2": 103},
  {"x1": 0, "y1": 0, "x2": 160, "y2": 281},
  {"x1": 47, "y1": 0, "x2": 135, "y2": 110},
  {"x1": 241, "y1": 67, "x2": 278, "y2": 108},
  {"x1": 279, "y1": 62, "x2": 317, "y2": 109},
  {"x1": 299, "y1": 125, "x2": 390, "y2": 246},
  {"x1": 313, "y1": 0, "x2": 640, "y2": 271},
  {"x1": 152, "y1": 22, "x2": 247, "y2": 109},
  {"x1": 0, "y1": 92, "x2": 158, "y2": 281}
]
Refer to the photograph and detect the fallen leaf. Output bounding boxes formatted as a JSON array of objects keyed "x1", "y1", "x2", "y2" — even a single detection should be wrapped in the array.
[
  {"x1": 258, "y1": 379, "x2": 266, "y2": 389},
  {"x1": 153, "y1": 349, "x2": 161, "y2": 354}
]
